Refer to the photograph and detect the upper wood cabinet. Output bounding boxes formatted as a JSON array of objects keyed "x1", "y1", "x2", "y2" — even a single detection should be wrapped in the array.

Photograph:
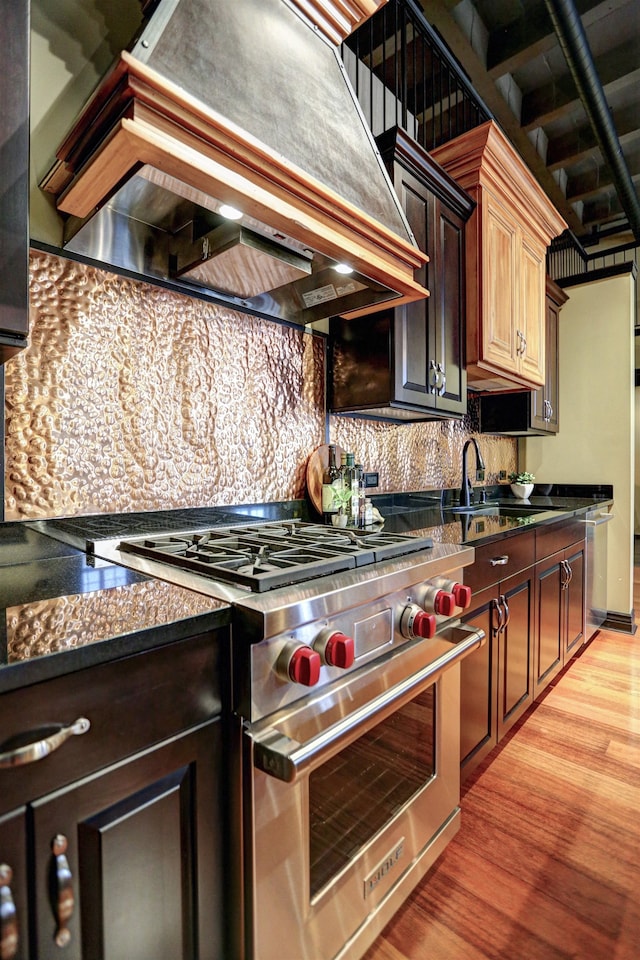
[
  {"x1": 478, "y1": 276, "x2": 569, "y2": 436},
  {"x1": 530, "y1": 278, "x2": 568, "y2": 433},
  {"x1": 329, "y1": 128, "x2": 474, "y2": 421},
  {"x1": 432, "y1": 121, "x2": 566, "y2": 391}
]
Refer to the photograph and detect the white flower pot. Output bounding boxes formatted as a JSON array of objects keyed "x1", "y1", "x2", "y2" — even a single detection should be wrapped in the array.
[
  {"x1": 511, "y1": 483, "x2": 534, "y2": 499},
  {"x1": 331, "y1": 513, "x2": 348, "y2": 527}
]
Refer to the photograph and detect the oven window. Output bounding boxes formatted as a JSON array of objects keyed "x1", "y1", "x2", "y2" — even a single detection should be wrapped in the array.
[{"x1": 308, "y1": 685, "x2": 436, "y2": 897}]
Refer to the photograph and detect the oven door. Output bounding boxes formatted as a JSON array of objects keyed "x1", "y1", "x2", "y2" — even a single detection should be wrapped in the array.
[{"x1": 242, "y1": 621, "x2": 484, "y2": 960}]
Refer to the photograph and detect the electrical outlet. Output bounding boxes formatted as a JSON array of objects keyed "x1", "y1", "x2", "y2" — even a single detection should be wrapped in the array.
[
  {"x1": 476, "y1": 468, "x2": 485, "y2": 481},
  {"x1": 499, "y1": 470, "x2": 507, "y2": 480}
]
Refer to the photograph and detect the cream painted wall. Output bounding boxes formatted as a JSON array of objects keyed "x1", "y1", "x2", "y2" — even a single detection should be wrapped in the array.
[
  {"x1": 635, "y1": 386, "x2": 640, "y2": 535},
  {"x1": 521, "y1": 272, "x2": 635, "y2": 618}
]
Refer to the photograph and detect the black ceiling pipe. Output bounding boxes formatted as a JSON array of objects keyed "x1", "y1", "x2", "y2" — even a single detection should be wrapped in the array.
[{"x1": 543, "y1": 0, "x2": 640, "y2": 241}]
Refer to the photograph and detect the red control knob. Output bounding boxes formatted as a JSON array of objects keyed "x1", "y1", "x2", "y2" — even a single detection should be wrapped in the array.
[
  {"x1": 400, "y1": 604, "x2": 437, "y2": 640},
  {"x1": 452, "y1": 583, "x2": 472, "y2": 609},
  {"x1": 412, "y1": 610, "x2": 437, "y2": 638},
  {"x1": 324, "y1": 631, "x2": 355, "y2": 669},
  {"x1": 288, "y1": 646, "x2": 321, "y2": 686},
  {"x1": 433, "y1": 590, "x2": 455, "y2": 617}
]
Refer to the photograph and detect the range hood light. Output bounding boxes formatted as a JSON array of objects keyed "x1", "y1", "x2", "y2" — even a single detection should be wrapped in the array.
[
  {"x1": 41, "y1": 0, "x2": 430, "y2": 324},
  {"x1": 333, "y1": 263, "x2": 354, "y2": 275},
  {"x1": 218, "y1": 204, "x2": 243, "y2": 221}
]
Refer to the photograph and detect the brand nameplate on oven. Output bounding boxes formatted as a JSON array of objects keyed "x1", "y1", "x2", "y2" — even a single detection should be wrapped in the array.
[
  {"x1": 363, "y1": 839, "x2": 405, "y2": 899},
  {"x1": 354, "y1": 608, "x2": 393, "y2": 656}
]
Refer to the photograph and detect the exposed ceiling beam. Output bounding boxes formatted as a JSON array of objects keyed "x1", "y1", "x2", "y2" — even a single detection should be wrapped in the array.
[
  {"x1": 521, "y1": 36, "x2": 640, "y2": 131},
  {"x1": 417, "y1": 0, "x2": 583, "y2": 233},
  {"x1": 486, "y1": 0, "x2": 629, "y2": 78},
  {"x1": 546, "y1": 101, "x2": 639, "y2": 169}
]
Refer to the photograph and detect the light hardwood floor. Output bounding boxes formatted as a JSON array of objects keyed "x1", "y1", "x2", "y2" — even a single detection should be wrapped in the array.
[{"x1": 363, "y1": 571, "x2": 640, "y2": 960}]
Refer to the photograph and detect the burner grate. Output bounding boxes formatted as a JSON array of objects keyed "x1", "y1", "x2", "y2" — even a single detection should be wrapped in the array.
[{"x1": 118, "y1": 521, "x2": 433, "y2": 592}]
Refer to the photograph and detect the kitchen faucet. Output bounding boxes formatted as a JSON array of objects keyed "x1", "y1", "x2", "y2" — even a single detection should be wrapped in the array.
[{"x1": 460, "y1": 438, "x2": 485, "y2": 507}]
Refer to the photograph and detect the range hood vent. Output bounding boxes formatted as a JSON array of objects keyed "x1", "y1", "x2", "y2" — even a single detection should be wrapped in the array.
[{"x1": 41, "y1": 0, "x2": 428, "y2": 325}]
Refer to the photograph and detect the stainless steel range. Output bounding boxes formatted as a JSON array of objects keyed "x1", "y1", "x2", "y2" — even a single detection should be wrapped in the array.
[{"x1": 38, "y1": 510, "x2": 485, "y2": 960}]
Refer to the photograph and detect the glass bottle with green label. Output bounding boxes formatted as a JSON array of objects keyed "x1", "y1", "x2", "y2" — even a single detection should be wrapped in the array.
[{"x1": 321, "y1": 444, "x2": 341, "y2": 523}]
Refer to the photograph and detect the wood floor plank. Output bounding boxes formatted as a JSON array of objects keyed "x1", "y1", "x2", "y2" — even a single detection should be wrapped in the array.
[{"x1": 362, "y1": 624, "x2": 640, "y2": 960}]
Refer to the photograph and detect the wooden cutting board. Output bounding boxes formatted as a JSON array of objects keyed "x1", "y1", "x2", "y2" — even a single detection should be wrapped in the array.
[{"x1": 306, "y1": 444, "x2": 345, "y2": 515}]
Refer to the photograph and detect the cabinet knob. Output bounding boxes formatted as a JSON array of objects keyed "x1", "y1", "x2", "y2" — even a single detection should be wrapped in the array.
[
  {"x1": 51, "y1": 835, "x2": 74, "y2": 948},
  {"x1": 0, "y1": 864, "x2": 19, "y2": 960}
]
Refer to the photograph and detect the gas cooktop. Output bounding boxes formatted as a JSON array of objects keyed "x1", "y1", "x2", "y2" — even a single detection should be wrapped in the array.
[
  {"x1": 33, "y1": 507, "x2": 260, "y2": 552},
  {"x1": 117, "y1": 521, "x2": 434, "y2": 592}
]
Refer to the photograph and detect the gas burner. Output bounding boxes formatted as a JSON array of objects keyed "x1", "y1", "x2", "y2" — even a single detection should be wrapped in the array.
[{"x1": 118, "y1": 521, "x2": 434, "y2": 592}]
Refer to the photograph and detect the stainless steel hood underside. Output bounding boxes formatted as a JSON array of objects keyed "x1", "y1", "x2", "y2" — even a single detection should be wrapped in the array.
[{"x1": 41, "y1": 0, "x2": 429, "y2": 325}]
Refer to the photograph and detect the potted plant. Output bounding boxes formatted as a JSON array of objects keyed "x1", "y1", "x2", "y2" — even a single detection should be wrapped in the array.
[
  {"x1": 508, "y1": 471, "x2": 535, "y2": 500},
  {"x1": 330, "y1": 485, "x2": 354, "y2": 526}
]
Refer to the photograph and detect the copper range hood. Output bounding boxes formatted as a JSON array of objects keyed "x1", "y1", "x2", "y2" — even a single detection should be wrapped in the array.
[{"x1": 41, "y1": 0, "x2": 429, "y2": 326}]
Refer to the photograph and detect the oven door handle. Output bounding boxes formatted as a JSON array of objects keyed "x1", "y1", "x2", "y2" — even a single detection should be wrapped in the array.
[{"x1": 249, "y1": 622, "x2": 485, "y2": 783}]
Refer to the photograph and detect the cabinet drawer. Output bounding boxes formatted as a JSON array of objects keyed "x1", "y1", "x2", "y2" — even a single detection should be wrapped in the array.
[
  {"x1": 464, "y1": 530, "x2": 535, "y2": 592},
  {"x1": 535, "y1": 518, "x2": 585, "y2": 560},
  {"x1": 0, "y1": 630, "x2": 224, "y2": 815}
]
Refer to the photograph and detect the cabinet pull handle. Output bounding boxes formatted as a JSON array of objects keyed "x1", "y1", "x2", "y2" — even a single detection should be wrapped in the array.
[
  {"x1": 491, "y1": 597, "x2": 504, "y2": 633},
  {"x1": 429, "y1": 359, "x2": 439, "y2": 394},
  {"x1": 0, "y1": 863, "x2": 19, "y2": 960},
  {"x1": 561, "y1": 559, "x2": 573, "y2": 589},
  {"x1": 0, "y1": 718, "x2": 90, "y2": 769},
  {"x1": 51, "y1": 835, "x2": 74, "y2": 948},
  {"x1": 500, "y1": 595, "x2": 511, "y2": 632},
  {"x1": 437, "y1": 362, "x2": 447, "y2": 397},
  {"x1": 489, "y1": 555, "x2": 509, "y2": 566}
]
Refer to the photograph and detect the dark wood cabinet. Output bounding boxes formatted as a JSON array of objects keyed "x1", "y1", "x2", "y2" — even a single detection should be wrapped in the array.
[
  {"x1": 535, "y1": 538, "x2": 585, "y2": 697},
  {"x1": 460, "y1": 522, "x2": 587, "y2": 781},
  {"x1": 0, "y1": 1, "x2": 30, "y2": 363},
  {"x1": 0, "y1": 631, "x2": 227, "y2": 960},
  {"x1": 460, "y1": 532, "x2": 536, "y2": 781},
  {"x1": 459, "y1": 587, "x2": 496, "y2": 775},
  {"x1": 329, "y1": 127, "x2": 473, "y2": 422},
  {"x1": 0, "y1": 809, "x2": 28, "y2": 959},
  {"x1": 29, "y1": 721, "x2": 221, "y2": 960},
  {"x1": 478, "y1": 277, "x2": 568, "y2": 436}
]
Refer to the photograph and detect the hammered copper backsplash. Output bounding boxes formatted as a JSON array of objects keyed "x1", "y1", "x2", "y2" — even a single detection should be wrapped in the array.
[
  {"x1": 330, "y1": 401, "x2": 516, "y2": 492},
  {"x1": 4, "y1": 250, "x2": 515, "y2": 520},
  {"x1": 4, "y1": 251, "x2": 325, "y2": 520}
]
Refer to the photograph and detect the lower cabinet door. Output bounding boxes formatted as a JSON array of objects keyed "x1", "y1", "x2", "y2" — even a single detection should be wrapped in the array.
[
  {"x1": 0, "y1": 808, "x2": 28, "y2": 960},
  {"x1": 564, "y1": 543, "x2": 585, "y2": 659},
  {"x1": 497, "y1": 566, "x2": 535, "y2": 741},
  {"x1": 535, "y1": 552, "x2": 564, "y2": 695},
  {"x1": 30, "y1": 720, "x2": 222, "y2": 960},
  {"x1": 460, "y1": 587, "x2": 498, "y2": 781}
]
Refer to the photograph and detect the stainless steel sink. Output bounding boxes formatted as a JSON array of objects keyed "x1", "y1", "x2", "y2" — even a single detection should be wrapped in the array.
[{"x1": 447, "y1": 504, "x2": 544, "y2": 518}]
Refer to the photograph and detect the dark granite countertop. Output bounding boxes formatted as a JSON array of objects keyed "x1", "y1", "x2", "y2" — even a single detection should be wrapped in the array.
[
  {"x1": 0, "y1": 524, "x2": 231, "y2": 694},
  {"x1": 371, "y1": 484, "x2": 614, "y2": 546},
  {"x1": 0, "y1": 486, "x2": 612, "y2": 693}
]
